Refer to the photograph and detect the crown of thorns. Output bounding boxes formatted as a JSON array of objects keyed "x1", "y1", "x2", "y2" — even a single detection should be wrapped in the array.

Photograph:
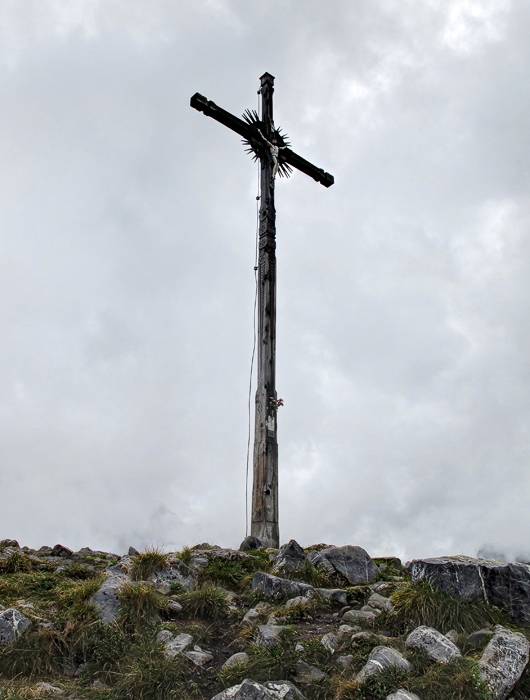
[{"x1": 241, "y1": 109, "x2": 293, "y2": 179}]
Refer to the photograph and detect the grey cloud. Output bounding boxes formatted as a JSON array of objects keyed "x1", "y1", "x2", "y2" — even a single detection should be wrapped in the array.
[{"x1": 0, "y1": 0, "x2": 529, "y2": 559}]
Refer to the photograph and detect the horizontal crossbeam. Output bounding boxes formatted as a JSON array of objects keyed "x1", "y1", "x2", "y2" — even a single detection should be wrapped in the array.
[{"x1": 190, "y1": 92, "x2": 334, "y2": 188}]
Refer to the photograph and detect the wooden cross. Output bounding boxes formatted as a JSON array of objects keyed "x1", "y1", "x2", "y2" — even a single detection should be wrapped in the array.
[{"x1": 190, "y1": 72, "x2": 334, "y2": 548}]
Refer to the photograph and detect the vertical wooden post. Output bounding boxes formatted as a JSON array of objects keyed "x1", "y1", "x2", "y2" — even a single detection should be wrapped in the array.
[{"x1": 251, "y1": 72, "x2": 279, "y2": 548}]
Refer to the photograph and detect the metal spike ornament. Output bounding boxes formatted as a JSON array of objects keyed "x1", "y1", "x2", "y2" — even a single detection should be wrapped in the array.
[{"x1": 241, "y1": 109, "x2": 293, "y2": 178}]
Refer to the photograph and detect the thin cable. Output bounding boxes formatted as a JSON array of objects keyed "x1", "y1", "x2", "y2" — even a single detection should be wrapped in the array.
[{"x1": 245, "y1": 91, "x2": 261, "y2": 537}]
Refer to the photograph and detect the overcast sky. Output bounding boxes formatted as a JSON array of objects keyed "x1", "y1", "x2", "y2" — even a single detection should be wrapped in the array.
[{"x1": 1, "y1": 0, "x2": 529, "y2": 560}]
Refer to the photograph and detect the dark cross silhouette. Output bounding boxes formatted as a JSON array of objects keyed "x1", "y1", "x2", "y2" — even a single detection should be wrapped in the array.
[{"x1": 190, "y1": 72, "x2": 334, "y2": 548}]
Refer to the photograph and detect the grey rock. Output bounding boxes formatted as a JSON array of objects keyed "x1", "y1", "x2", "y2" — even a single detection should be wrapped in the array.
[
  {"x1": 467, "y1": 628, "x2": 494, "y2": 650},
  {"x1": 337, "y1": 654, "x2": 353, "y2": 669},
  {"x1": 342, "y1": 609, "x2": 377, "y2": 626},
  {"x1": 405, "y1": 625, "x2": 461, "y2": 664},
  {"x1": 357, "y1": 646, "x2": 411, "y2": 683},
  {"x1": 407, "y1": 555, "x2": 530, "y2": 625},
  {"x1": 293, "y1": 660, "x2": 327, "y2": 684},
  {"x1": 366, "y1": 592, "x2": 394, "y2": 613},
  {"x1": 386, "y1": 692, "x2": 421, "y2": 700},
  {"x1": 285, "y1": 595, "x2": 313, "y2": 610},
  {"x1": 185, "y1": 649, "x2": 214, "y2": 667},
  {"x1": 242, "y1": 602, "x2": 271, "y2": 626},
  {"x1": 320, "y1": 632, "x2": 338, "y2": 653},
  {"x1": 239, "y1": 536, "x2": 264, "y2": 552},
  {"x1": 51, "y1": 544, "x2": 73, "y2": 558},
  {"x1": 0, "y1": 608, "x2": 31, "y2": 645},
  {"x1": 90, "y1": 573, "x2": 128, "y2": 624},
  {"x1": 152, "y1": 555, "x2": 194, "y2": 593},
  {"x1": 445, "y1": 630, "x2": 459, "y2": 645},
  {"x1": 32, "y1": 682, "x2": 65, "y2": 696},
  {"x1": 251, "y1": 572, "x2": 313, "y2": 601},
  {"x1": 156, "y1": 630, "x2": 194, "y2": 658},
  {"x1": 167, "y1": 599, "x2": 183, "y2": 615},
  {"x1": 314, "y1": 587, "x2": 348, "y2": 606},
  {"x1": 272, "y1": 540, "x2": 307, "y2": 576},
  {"x1": 211, "y1": 678, "x2": 306, "y2": 699},
  {"x1": 351, "y1": 631, "x2": 380, "y2": 645},
  {"x1": 256, "y1": 624, "x2": 286, "y2": 647},
  {"x1": 309, "y1": 545, "x2": 378, "y2": 585},
  {"x1": 479, "y1": 625, "x2": 529, "y2": 700},
  {"x1": 128, "y1": 546, "x2": 140, "y2": 556},
  {"x1": 0, "y1": 539, "x2": 19, "y2": 549},
  {"x1": 337, "y1": 624, "x2": 356, "y2": 640},
  {"x1": 222, "y1": 652, "x2": 250, "y2": 670}
]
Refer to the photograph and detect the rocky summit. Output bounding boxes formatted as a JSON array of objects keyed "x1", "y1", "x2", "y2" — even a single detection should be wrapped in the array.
[{"x1": 0, "y1": 539, "x2": 528, "y2": 699}]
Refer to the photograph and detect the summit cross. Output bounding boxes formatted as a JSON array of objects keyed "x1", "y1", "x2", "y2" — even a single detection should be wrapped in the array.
[{"x1": 190, "y1": 72, "x2": 334, "y2": 548}]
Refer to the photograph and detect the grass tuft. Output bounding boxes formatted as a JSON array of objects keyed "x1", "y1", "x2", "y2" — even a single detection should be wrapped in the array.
[
  {"x1": 406, "y1": 656, "x2": 492, "y2": 700},
  {"x1": 0, "y1": 551, "x2": 33, "y2": 574},
  {"x1": 130, "y1": 548, "x2": 169, "y2": 581},
  {"x1": 0, "y1": 627, "x2": 66, "y2": 678},
  {"x1": 118, "y1": 582, "x2": 167, "y2": 631},
  {"x1": 379, "y1": 580, "x2": 504, "y2": 634},
  {"x1": 178, "y1": 585, "x2": 230, "y2": 620},
  {"x1": 110, "y1": 639, "x2": 200, "y2": 699}
]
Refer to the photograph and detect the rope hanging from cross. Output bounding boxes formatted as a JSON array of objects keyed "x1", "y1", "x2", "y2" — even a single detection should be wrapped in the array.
[{"x1": 190, "y1": 72, "x2": 334, "y2": 548}]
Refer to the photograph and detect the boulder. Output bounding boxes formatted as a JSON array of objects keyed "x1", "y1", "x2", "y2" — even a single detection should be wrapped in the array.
[
  {"x1": 239, "y1": 536, "x2": 264, "y2": 552},
  {"x1": 272, "y1": 540, "x2": 307, "y2": 576},
  {"x1": 222, "y1": 652, "x2": 250, "y2": 670},
  {"x1": 211, "y1": 679, "x2": 306, "y2": 699},
  {"x1": 309, "y1": 545, "x2": 378, "y2": 585},
  {"x1": 356, "y1": 646, "x2": 411, "y2": 683},
  {"x1": 0, "y1": 608, "x2": 31, "y2": 645},
  {"x1": 405, "y1": 626, "x2": 461, "y2": 664},
  {"x1": 478, "y1": 625, "x2": 529, "y2": 700},
  {"x1": 251, "y1": 572, "x2": 313, "y2": 601},
  {"x1": 407, "y1": 555, "x2": 530, "y2": 625},
  {"x1": 90, "y1": 572, "x2": 128, "y2": 624},
  {"x1": 386, "y1": 692, "x2": 420, "y2": 700}
]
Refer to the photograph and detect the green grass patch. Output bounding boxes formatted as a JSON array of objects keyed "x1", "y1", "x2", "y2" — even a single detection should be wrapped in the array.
[
  {"x1": 406, "y1": 656, "x2": 492, "y2": 700},
  {"x1": 118, "y1": 582, "x2": 167, "y2": 632},
  {"x1": 178, "y1": 585, "x2": 230, "y2": 620},
  {"x1": 286, "y1": 560, "x2": 334, "y2": 588},
  {"x1": 198, "y1": 552, "x2": 270, "y2": 591},
  {"x1": 0, "y1": 627, "x2": 67, "y2": 678},
  {"x1": 110, "y1": 639, "x2": 201, "y2": 699},
  {"x1": 0, "y1": 551, "x2": 33, "y2": 575},
  {"x1": 130, "y1": 548, "x2": 169, "y2": 581},
  {"x1": 379, "y1": 580, "x2": 504, "y2": 634}
]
